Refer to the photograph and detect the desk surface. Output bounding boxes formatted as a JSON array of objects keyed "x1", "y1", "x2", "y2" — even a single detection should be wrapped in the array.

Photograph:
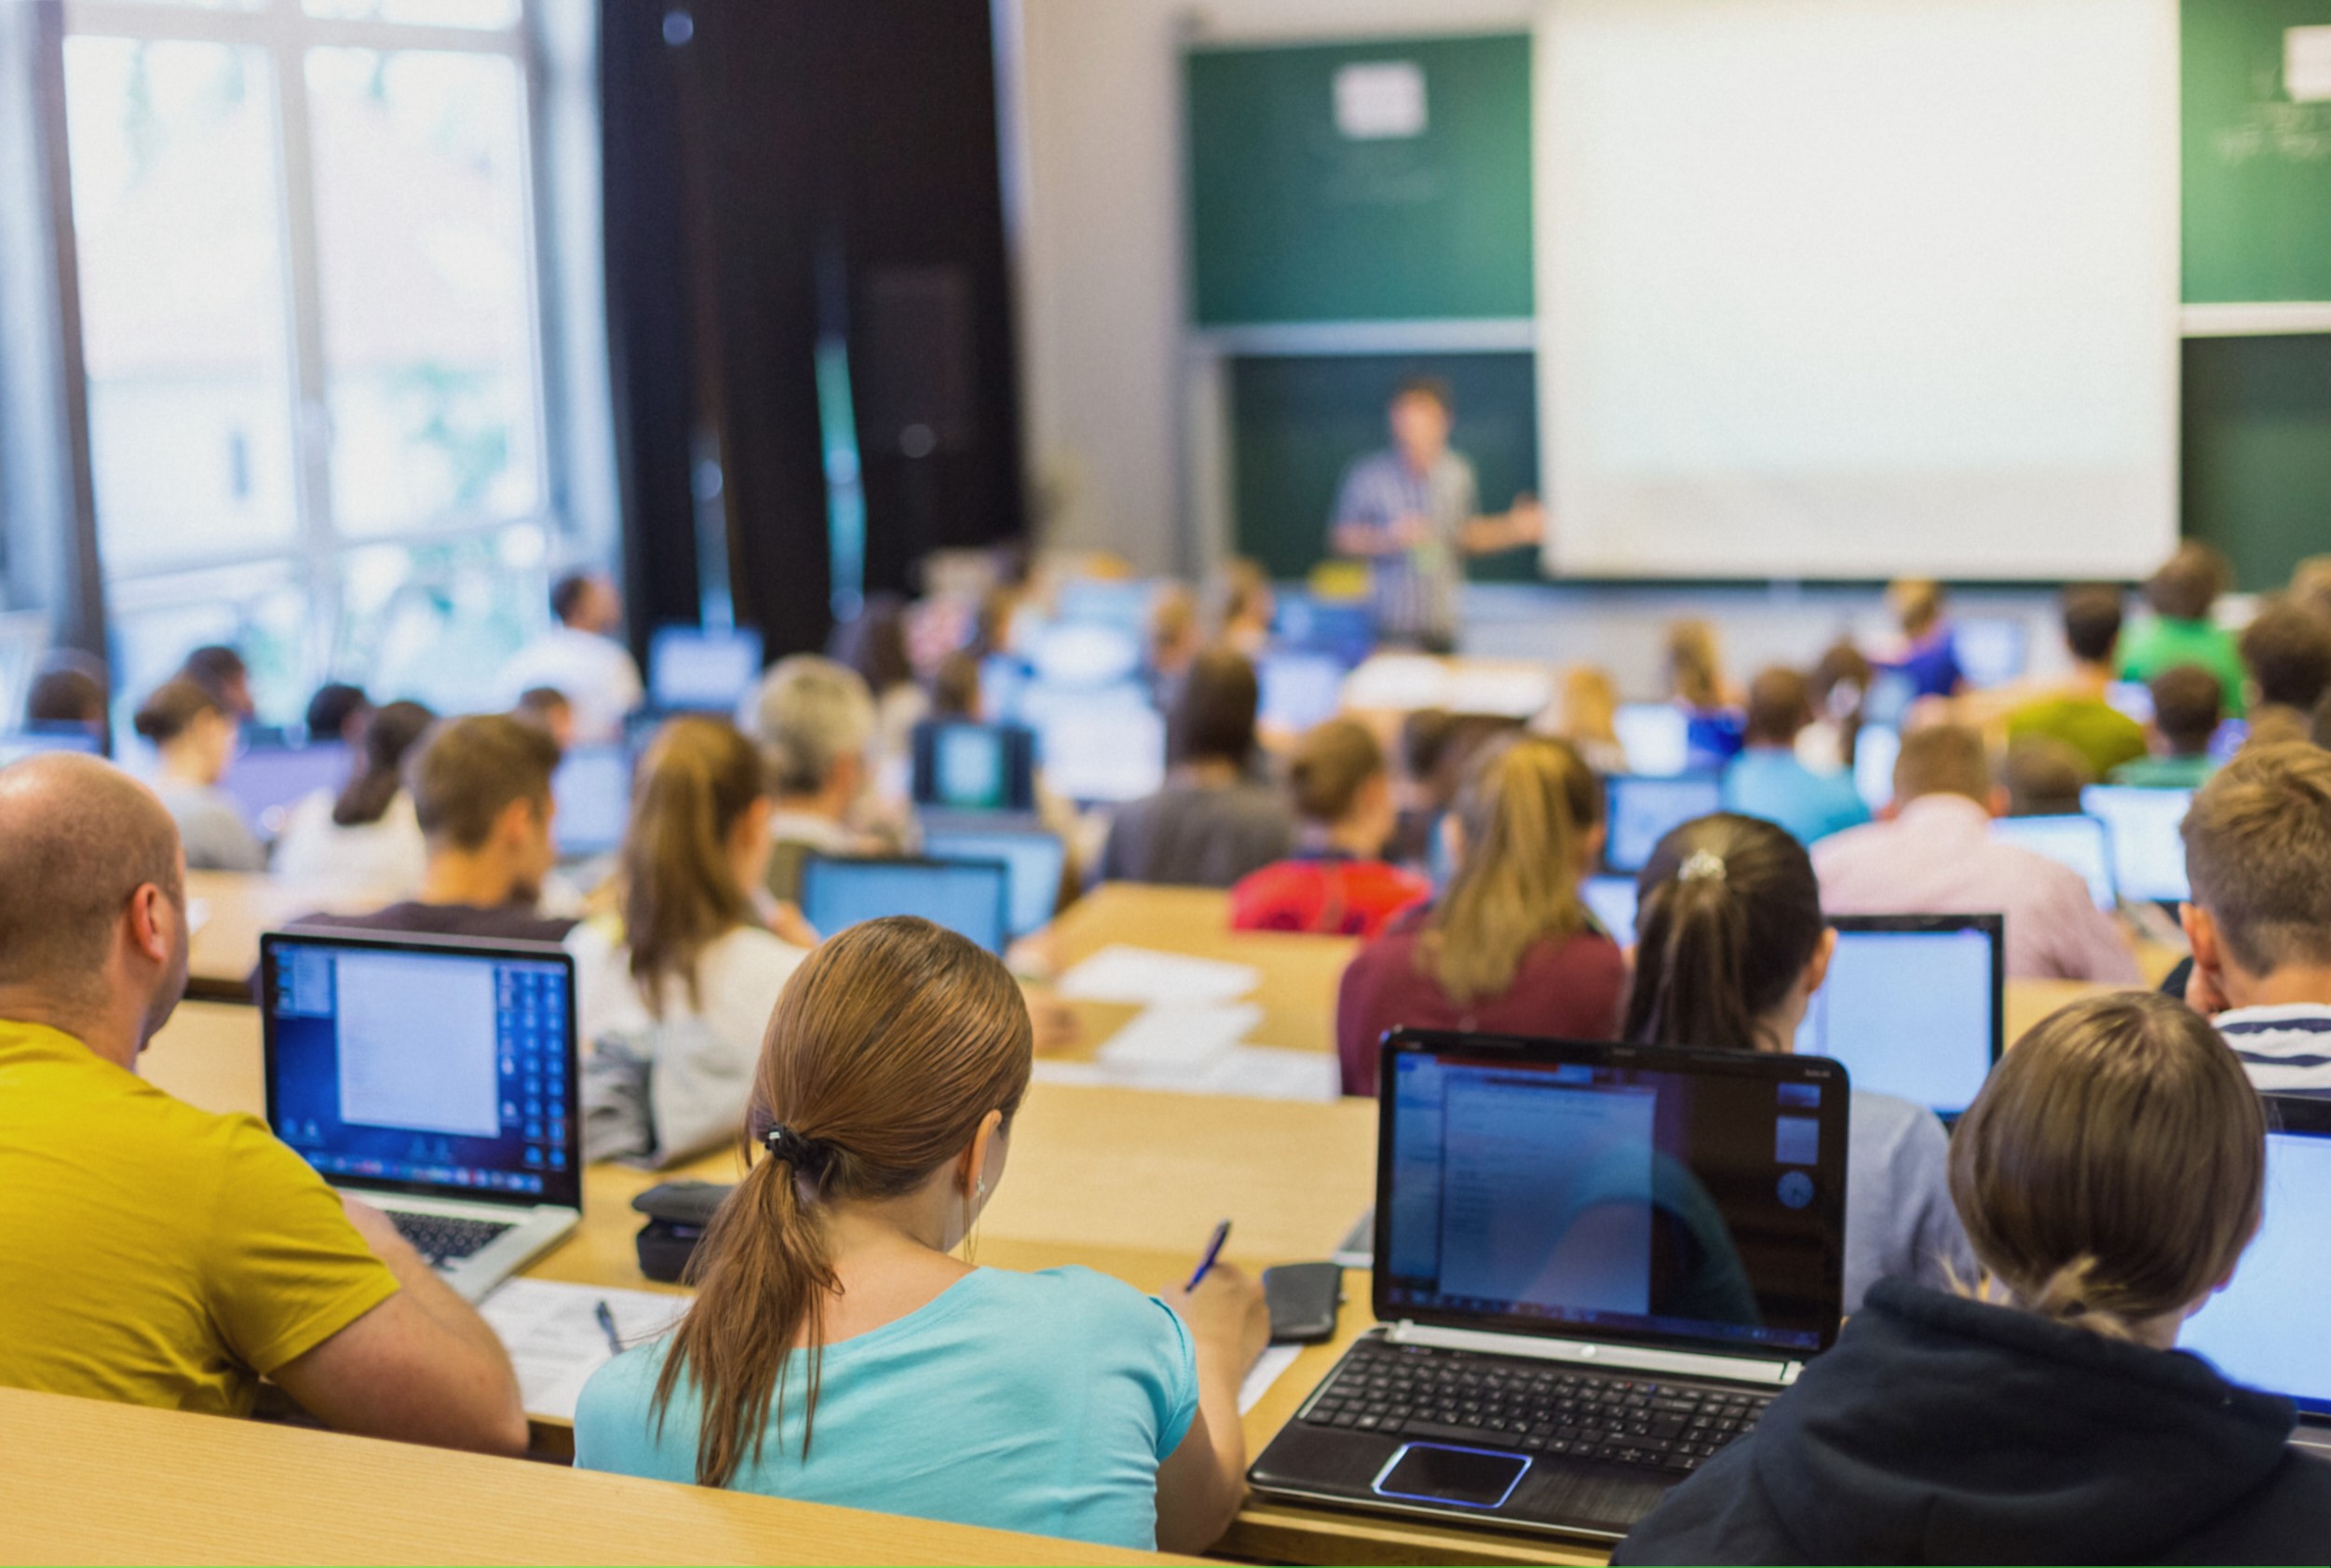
[
  {"x1": 0, "y1": 1386, "x2": 1188, "y2": 1567},
  {"x1": 184, "y1": 869, "x2": 400, "y2": 1001}
]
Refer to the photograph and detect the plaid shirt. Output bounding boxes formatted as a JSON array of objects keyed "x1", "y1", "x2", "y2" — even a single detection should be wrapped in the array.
[{"x1": 1330, "y1": 448, "x2": 1477, "y2": 642}]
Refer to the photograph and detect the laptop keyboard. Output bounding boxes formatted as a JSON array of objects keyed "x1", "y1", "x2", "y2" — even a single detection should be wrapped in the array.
[
  {"x1": 1299, "y1": 1339, "x2": 1771, "y2": 1475},
  {"x1": 388, "y1": 1211, "x2": 515, "y2": 1267}
]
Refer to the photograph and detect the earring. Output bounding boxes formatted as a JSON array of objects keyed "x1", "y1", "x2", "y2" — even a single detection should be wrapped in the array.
[{"x1": 975, "y1": 1179, "x2": 987, "y2": 1200}]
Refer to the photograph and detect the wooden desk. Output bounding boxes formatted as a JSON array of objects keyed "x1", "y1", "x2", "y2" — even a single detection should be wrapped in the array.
[
  {"x1": 184, "y1": 870, "x2": 400, "y2": 1002},
  {"x1": 0, "y1": 1386, "x2": 1187, "y2": 1566}
]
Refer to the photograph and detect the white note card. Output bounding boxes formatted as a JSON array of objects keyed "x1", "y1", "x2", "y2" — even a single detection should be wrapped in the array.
[
  {"x1": 1055, "y1": 945, "x2": 1260, "y2": 1007},
  {"x1": 481, "y1": 1278, "x2": 690, "y2": 1423},
  {"x1": 1335, "y1": 61, "x2": 1428, "y2": 140},
  {"x1": 1240, "y1": 1344, "x2": 1306, "y2": 1414},
  {"x1": 2290, "y1": 27, "x2": 2331, "y2": 101},
  {"x1": 1094, "y1": 1005, "x2": 1259, "y2": 1072}
]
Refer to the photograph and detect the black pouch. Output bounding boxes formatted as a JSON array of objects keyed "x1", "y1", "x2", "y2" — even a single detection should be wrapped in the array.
[{"x1": 631, "y1": 1180, "x2": 733, "y2": 1283}]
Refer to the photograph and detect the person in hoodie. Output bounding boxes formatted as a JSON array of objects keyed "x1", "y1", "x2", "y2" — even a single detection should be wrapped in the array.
[{"x1": 1616, "y1": 990, "x2": 2331, "y2": 1566}]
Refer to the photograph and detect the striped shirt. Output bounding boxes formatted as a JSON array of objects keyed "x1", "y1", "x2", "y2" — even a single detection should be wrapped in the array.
[
  {"x1": 1330, "y1": 449, "x2": 1478, "y2": 642},
  {"x1": 2214, "y1": 1004, "x2": 2331, "y2": 1094}
]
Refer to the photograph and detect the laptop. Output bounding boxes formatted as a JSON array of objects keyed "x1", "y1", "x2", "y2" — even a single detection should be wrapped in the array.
[
  {"x1": 1613, "y1": 705, "x2": 1690, "y2": 778},
  {"x1": 799, "y1": 854, "x2": 1011, "y2": 954},
  {"x1": 1604, "y1": 774, "x2": 1724, "y2": 875},
  {"x1": 1950, "y1": 617, "x2": 2029, "y2": 690},
  {"x1": 921, "y1": 824, "x2": 1067, "y2": 939},
  {"x1": 910, "y1": 720, "x2": 1037, "y2": 814},
  {"x1": 2180, "y1": 1095, "x2": 2331, "y2": 1456},
  {"x1": 260, "y1": 930, "x2": 583, "y2": 1302},
  {"x1": 1250, "y1": 1029, "x2": 1848, "y2": 1541},
  {"x1": 1581, "y1": 875, "x2": 1639, "y2": 948},
  {"x1": 1990, "y1": 814, "x2": 2117, "y2": 912},
  {"x1": 0, "y1": 726, "x2": 102, "y2": 767},
  {"x1": 1793, "y1": 913, "x2": 2005, "y2": 1120},
  {"x1": 552, "y1": 742, "x2": 634, "y2": 859},
  {"x1": 2080, "y1": 784, "x2": 2194, "y2": 905},
  {"x1": 1021, "y1": 683, "x2": 1166, "y2": 804},
  {"x1": 1259, "y1": 649, "x2": 1348, "y2": 735},
  {"x1": 224, "y1": 740, "x2": 352, "y2": 840},
  {"x1": 1852, "y1": 723, "x2": 1901, "y2": 813},
  {"x1": 647, "y1": 625, "x2": 763, "y2": 714}
]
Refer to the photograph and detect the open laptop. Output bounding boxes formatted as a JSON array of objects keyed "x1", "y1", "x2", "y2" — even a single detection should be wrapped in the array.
[
  {"x1": 1021, "y1": 683, "x2": 1166, "y2": 804},
  {"x1": 224, "y1": 740, "x2": 351, "y2": 840},
  {"x1": 1604, "y1": 774, "x2": 1724, "y2": 875},
  {"x1": 1613, "y1": 705, "x2": 1690, "y2": 777},
  {"x1": 921, "y1": 824, "x2": 1067, "y2": 939},
  {"x1": 260, "y1": 930, "x2": 582, "y2": 1302},
  {"x1": 910, "y1": 720, "x2": 1037, "y2": 814},
  {"x1": 799, "y1": 854, "x2": 1010, "y2": 954},
  {"x1": 1581, "y1": 875, "x2": 1639, "y2": 948},
  {"x1": 2080, "y1": 784, "x2": 2194, "y2": 905},
  {"x1": 1793, "y1": 913, "x2": 2004, "y2": 1120},
  {"x1": 647, "y1": 624, "x2": 763, "y2": 714},
  {"x1": 1990, "y1": 814, "x2": 2117, "y2": 912},
  {"x1": 2180, "y1": 1095, "x2": 2331, "y2": 1456},
  {"x1": 1259, "y1": 649, "x2": 1348, "y2": 735},
  {"x1": 552, "y1": 742, "x2": 633, "y2": 860},
  {"x1": 1852, "y1": 723, "x2": 1901, "y2": 813},
  {"x1": 1250, "y1": 1029, "x2": 1848, "y2": 1541},
  {"x1": 0, "y1": 726, "x2": 102, "y2": 767}
]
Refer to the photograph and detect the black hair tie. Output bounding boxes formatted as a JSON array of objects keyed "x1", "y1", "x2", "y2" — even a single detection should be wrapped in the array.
[{"x1": 764, "y1": 1124, "x2": 827, "y2": 1175}]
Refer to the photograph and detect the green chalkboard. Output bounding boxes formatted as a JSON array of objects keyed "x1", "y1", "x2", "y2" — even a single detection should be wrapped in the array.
[
  {"x1": 1230, "y1": 353, "x2": 1541, "y2": 584},
  {"x1": 2183, "y1": 334, "x2": 2331, "y2": 589},
  {"x1": 1186, "y1": 35, "x2": 1534, "y2": 325},
  {"x1": 2183, "y1": 0, "x2": 2331, "y2": 303}
]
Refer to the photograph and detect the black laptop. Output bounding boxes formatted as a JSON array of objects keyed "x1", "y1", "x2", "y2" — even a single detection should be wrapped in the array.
[{"x1": 1248, "y1": 1028, "x2": 1850, "y2": 1542}]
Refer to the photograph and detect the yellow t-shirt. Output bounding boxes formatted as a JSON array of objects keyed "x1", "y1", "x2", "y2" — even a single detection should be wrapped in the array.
[{"x1": 0, "y1": 1020, "x2": 400, "y2": 1415}]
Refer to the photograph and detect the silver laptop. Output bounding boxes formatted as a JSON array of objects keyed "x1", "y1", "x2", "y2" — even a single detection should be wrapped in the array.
[{"x1": 260, "y1": 929, "x2": 583, "y2": 1301}]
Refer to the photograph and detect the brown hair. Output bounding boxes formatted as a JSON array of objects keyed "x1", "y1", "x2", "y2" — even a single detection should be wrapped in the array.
[
  {"x1": 405, "y1": 714, "x2": 561, "y2": 851},
  {"x1": 131, "y1": 678, "x2": 223, "y2": 747},
  {"x1": 1556, "y1": 665, "x2": 1621, "y2": 750},
  {"x1": 2291, "y1": 555, "x2": 2331, "y2": 625},
  {"x1": 2001, "y1": 736, "x2": 2092, "y2": 818},
  {"x1": 1289, "y1": 718, "x2": 1387, "y2": 825},
  {"x1": 1950, "y1": 992, "x2": 2263, "y2": 1341},
  {"x1": 928, "y1": 650, "x2": 982, "y2": 722},
  {"x1": 2145, "y1": 542, "x2": 2230, "y2": 622},
  {"x1": 2240, "y1": 600, "x2": 2331, "y2": 712},
  {"x1": 652, "y1": 917, "x2": 1033, "y2": 1484},
  {"x1": 2148, "y1": 664, "x2": 2223, "y2": 756},
  {"x1": 1742, "y1": 667, "x2": 1813, "y2": 748},
  {"x1": 1219, "y1": 558, "x2": 1272, "y2": 628},
  {"x1": 1891, "y1": 578, "x2": 1945, "y2": 640},
  {"x1": 1893, "y1": 723, "x2": 1991, "y2": 804},
  {"x1": 2059, "y1": 584, "x2": 2127, "y2": 666},
  {"x1": 621, "y1": 719, "x2": 766, "y2": 1014},
  {"x1": 1166, "y1": 646, "x2": 1260, "y2": 768},
  {"x1": 2183, "y1": 740, "x2": 2331, "y2": 976},
  {"x1": 1622, "y1": 814, "x2": 1824, "y2": 1053},
  {"x1": 333, "y1": 700, "x2": 435, "y2": 828},
  {"x1": 1664, "y1": 620, "x2": 1726, "y2": 710},
  {"x1": 1147, "y1": 584, "x2": 1200, "y2": 667},
  {"x1": 1419, "y1": 736, "x2": 1600, "y2": 1003}
]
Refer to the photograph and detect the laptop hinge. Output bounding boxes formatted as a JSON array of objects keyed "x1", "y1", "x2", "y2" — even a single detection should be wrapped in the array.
[{"x1": 1387, "y1": 1320, "x2": 1803, "y2": 1386}]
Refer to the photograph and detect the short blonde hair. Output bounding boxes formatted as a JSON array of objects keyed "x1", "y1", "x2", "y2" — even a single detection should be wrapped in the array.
[{"x1": 2183, "y1": 740, "x2": 2331, "y2": 975}]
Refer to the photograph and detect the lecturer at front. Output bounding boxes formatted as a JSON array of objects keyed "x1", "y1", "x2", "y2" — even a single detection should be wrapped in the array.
[{"x1": 1329, "y1": 376, "x2": 1544, "y2": 654}]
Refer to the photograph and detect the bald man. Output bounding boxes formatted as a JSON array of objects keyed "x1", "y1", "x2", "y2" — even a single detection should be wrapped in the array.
[{"x1": 0, "y1": 754, "x2": 524, "y2": 1453}]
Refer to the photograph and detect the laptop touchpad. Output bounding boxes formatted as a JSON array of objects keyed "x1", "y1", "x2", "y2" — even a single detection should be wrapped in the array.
[{"x1": 1375, "y1": 1444, "x2": 1529, "y2": 1509}]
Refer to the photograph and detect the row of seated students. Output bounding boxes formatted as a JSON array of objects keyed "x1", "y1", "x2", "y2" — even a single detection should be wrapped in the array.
[{"x1": 10, "y1": 732, "x2": 2331, "y2": 1556}]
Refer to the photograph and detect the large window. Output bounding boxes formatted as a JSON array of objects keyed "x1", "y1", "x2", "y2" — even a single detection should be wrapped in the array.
[{"x1": 61, "y1": 0, "x2": 576, "y2": 723}]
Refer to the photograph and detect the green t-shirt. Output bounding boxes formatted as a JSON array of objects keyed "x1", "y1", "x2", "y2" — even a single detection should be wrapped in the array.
[
  {"x1": 2116, "y1": 617, "x2": 2248, "y2": 717},
  {"x1": 2005, "y1": 695, "x2": 2148, "y2": 782},
  {"x1": 2107, "y1": 753, "x2": 2218, "y2": 789}
]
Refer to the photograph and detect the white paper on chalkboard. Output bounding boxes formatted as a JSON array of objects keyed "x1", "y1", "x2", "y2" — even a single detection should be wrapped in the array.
[
  {"x1": 2288, "y1": 26, "x2": 2331, "y2": 102},
  {"x1": 1335, "y1": 61, "x2": 1427, "y2": 140}
]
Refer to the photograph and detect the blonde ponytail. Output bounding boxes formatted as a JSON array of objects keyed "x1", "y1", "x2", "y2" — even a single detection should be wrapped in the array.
[
  {"x1": 1420, "y1": 736, "x2": 1600, "y2": 1002},
  {"x1": 620, "y1": 718, "x2": 764, "y2": 1016}
]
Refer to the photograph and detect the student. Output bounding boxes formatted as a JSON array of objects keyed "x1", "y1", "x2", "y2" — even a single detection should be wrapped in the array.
[
  {"x1": 2001, "y1": 736, "x2": 2092, "y2": 818},
  {"x1": 2178, "y1": 742, "x2": 2331, "y2": 1093},
  {"x1": 0, "y1": 753, "x2": 524, "y2": 1453},
  {"x1": 496, "y1": 570, "x2": 645, "y2": 744},
  {"x1": 1663, "y1": 619, "x2": 1744, "y2": 769},
  {"x1": 1624, "y1": 813, "x2": 1972, "y2": 1312},
  {"x1": 1216, "y1": 558, "x2": 1276, "y2": 659},
  {"x1": 1719, "y1": 667, "x2": 1870, "y2": 846},
  {"x1": 2005, "y1": 584, "x2": 2148, "y2": 780},
  {"x1": 1096, "y1": 647, "x2": 1294, "y2": 889},
  {"x1": 1145, "y1": 583, "x2": 1204, "y2": 704},
  {"x1": 575, "y1": 917, "x2": 1267, "y2": 1553},
  {"x1": 572, "y1": 718, "x2": 813, "y2": 1166},
  {"x1": 270, "y1": 701, "x2": 435, "y2": 891},
  {"x1": 288, "y1": 714, "x2": 573, "y2": 942},
  {"x1": 1543, "y1": 664, "x2": 1630, "y2": 777},
  {"x1": 178, "y1": 643, "x2": 255, "y2": 721},
  {"x1": 1616, "y1": 991, "x2": 2331, "y2": 1564},
  {"x1": 928, "y1": 649, "x2": 983, "y2": 723},
  {"x1": 2238, "y1": 598, "x2": 2331, "y2": 744},
  {"x1": 1227, "y1": 718, "x2": 1428, "y2": 938},
  {"x1": 2108, "y1": 664, "x2": 2221, "y2": 788},
  {"x1": 1878, "y1": 578, "x2": 1962, "y2": 699},
  {"x1": 1796, "y1": 640, "x2": 1871, "y2": 775},
  {"x1": 513, "y1": 685, "x2": 577, "y2": 753},
  {"x1": 1335, "y1": 735, "x2": 1626, "y2": 1096},
  {"x1": 132, "y1": 678, "x2": 264, "y2": 872},
  {"x1": 739, "y1": 655, "x2": 882, "y2": 903},
  {"x1": 26, "y1": 655, "x2": 111, "y2": 750},
  {"x1": 1815, "y1": 724, "x2": 2138, "y2": 982},
  {"x1": 2117, "y1": 542, "x2": 2246, "y2": 714},
  {"x1": 305, "y1": 683, "x2": 370, "y2": 748},
  {"x1": 1384, "y1": 708, "x2": 1519, "y2": 874},
  {"x1": 829, "y1": 593, "x2": 926, "y2": 788}
]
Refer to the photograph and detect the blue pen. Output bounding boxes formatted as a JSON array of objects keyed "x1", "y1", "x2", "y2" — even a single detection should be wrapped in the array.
[
  {"x1": 594, "y1": 1298, "x2": 624, "y2": 1357},
  {"x1": 1185, "y1": 1220, "x2": 1232, "y2": 1291}
]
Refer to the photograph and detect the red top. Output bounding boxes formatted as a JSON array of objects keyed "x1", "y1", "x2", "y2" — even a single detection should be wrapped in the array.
[
  {"x1": 1227, "y1": 856, "x2": 1431, "y2": 939},
  {"x1": 1334, "y1": 909, "x2": 1629, "y2": 1097}
]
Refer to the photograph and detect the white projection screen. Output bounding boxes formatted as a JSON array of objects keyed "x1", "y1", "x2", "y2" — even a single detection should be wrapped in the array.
[{"x1": 1537, "y1": 0, "x2": 2180, "y2": 581}]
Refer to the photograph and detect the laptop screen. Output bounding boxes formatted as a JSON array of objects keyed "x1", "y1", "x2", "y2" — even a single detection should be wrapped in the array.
[
  {"x1": 2080, "y1": 784, "x2": 2193, "y2": 903},
  {"x1": 261, "y1": 932, "x2": 579, "y2": 1209},
  {"x1": 0, "y1": 728, "x2": 102, "y2": 767},
  {"x1": 1605, "y1": 774, "x2": 1724, "y2": 874},
  {"x1": 922, "y1": 827, "x2": 1065, "y2": 939},
  {"x1": 2182, "y1": 1101, "x2": 2331, "y2": 1419},
  {"x1": 1853, "y1": 724, "x2": 1901, "y2": 813},
  {"x1": 223, "y1": 742, "x2": 351, "y2": 839},
  {"x1": 912, "y1": 722, "x2": 1037, "y2": 813},
  {"x1": 552, "y1": 743, "x2": 633, "y2": 858},
  {"x1": 1022, "y1": 683, "x2": 1166, "y2": 804},
  {"x1": 1990, "y1": 814, "x2": 2116, "y2": 911},
  {"x1": 1581, "y1": 875, "x2": 1639, "y2": 948},
  {"x1": 648, "y1": 625, "x2": 763, "y2": 712},
  {"x1": 1376, "y1": 1033, "x2": 1847, "y2": 1358},
  {"x1": 1793, "y1": 914, "x2": 2004, "y2": 1118},
  {"x1": 1258, "y1": 651, "x2": 1348, "y2": 735},
  {"x1": 799, "y1": 855, "x2": 1010, "y2": 954},
  {"x1": 1614, "y1": 705, "x2": 1690, "y2": 777}
]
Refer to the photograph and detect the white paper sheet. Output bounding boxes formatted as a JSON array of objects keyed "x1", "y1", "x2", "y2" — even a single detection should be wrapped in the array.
[
  {"x1": 1177, "y1": 1045, "x2": 1338, "y2": 1103},
  {"x1": 1094, "y1": 1005, "x2": 1259, "y2": 1073},
  {"x1": 480, "y1": 1278, "x2": 691, "y2": 1422},
  {"x1": 1239, "y1": 1344, "x2": 1306, "y2": 1414},
  {"x1": 1055, "y1": 945, "x2": 1261, "y2": 1007}
]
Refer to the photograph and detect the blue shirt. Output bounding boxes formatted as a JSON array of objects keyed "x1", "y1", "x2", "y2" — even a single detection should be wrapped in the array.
[
  {"x1": 573, "y1": 1266, "x2": 1199, "y2": 1551},
  {"x1": 1842, "y1": 1089, "x2": 1974, "y2": 1315},
  {"x1": 1330, "y1": 449, "x2": 1478, "y2": 642},
  {"x1": 1720, "y1": 749, "x2": 1871, "y2": 846}
]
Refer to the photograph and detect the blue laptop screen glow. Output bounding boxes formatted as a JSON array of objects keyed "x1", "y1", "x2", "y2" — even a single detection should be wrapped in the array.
[
  {"x1": 553, "y1": 744, "x2": 632, "y2": 858},
  {"x1": 1606, "y1": 775, "x2": 1723, "y2": 873},
  {"x1": 1613, "y1": 706, "x2": 1690, "y2": 777},
  {"x1": 2080, "y1": 785, "x2": 2192, "y2": 903},
  {"x1": 2184, "y1": 1128, "x2": 2331, "y2": 1417},
  {"x1": 649, "y1": 626, "x2": 763, "y2": 711},
  {"x1": 1581, "y1": 876, "x2": 1639, "y2": 948},
  {"x1": 1794, "y1": 924, "x2": 1999, "y2": 1115},
  {"x1": 801, "y1": 858, "x2": 1010, "y2": 954},
  {"x1": 1990, "y1": 814, "x2": 2115, "y2": 911},
  {"x1": 923, "y1": 829, "x2": 1065, "y2": 939},
  {"x1": 224, "y1": 742, "x2": 351, "y2": 837},
  {"x1": 1259, "y1": 651, "x2": 1347, "y2": 734},
  {"x1": 265, "y1": 941, "x2": 574, "y2": 1200}
]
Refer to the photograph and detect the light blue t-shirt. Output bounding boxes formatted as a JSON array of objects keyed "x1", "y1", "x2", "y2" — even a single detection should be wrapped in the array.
[
  {"x1": 1845, "y1": 1089, "x2": 1975, "y2": 1314},
  {"x1": 1721, "y1": 749, "x2": 1871, "y2": 848},
  {"x1": 574, "y1": 1265, "x2": 1199, "y2": 1551}
]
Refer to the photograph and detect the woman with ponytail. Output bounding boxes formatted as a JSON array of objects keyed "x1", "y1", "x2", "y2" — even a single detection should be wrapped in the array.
[
  {"x1": 272, "y1": 699, "x2": 435, "y2": 889},
  {"x1": 1619, "y1": 991, "x2": 2331, "y2": 1564},
  {"x1": 572, "y1": 717, "x2": 815, "y2": 1165},
  {"x1": 1622, "y1": 813, "x2": 1970, "y2": 1311},
  {"x1": 575, "y1": 918, "x2": 1267, "y2": 1552}
]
